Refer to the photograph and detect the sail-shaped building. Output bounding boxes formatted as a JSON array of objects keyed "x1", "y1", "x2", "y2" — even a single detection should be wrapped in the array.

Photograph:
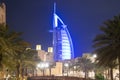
[{"x1": 53, "y1": 3, "x2": 74, "y2": 61}]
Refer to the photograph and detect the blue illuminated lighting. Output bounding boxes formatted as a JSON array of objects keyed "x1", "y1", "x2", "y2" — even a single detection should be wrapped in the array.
[
  {"x1": 61, "y1": 29, "x2": 71, "y2": 60},
  {"x1": 53, "y1": 3, "x2": 74, "y2": 61}
]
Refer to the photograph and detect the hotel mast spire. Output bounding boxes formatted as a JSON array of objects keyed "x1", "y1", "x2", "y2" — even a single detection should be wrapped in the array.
[
  {"x1": 53, "y1": 3, "x2": 74, "y2": 61},
  {"x1": 54, "y1": 2, "x2": 56, "y2": 14}
]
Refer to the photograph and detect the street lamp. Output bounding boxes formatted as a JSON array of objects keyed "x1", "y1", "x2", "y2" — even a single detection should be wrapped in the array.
[
  {"x1": 93, "y1": 54, "x2": 97, "y2": 58},
  {"x1": 74, "y1": 66, "x2": 77, "y2": 75},
  {"x1": 37, "y1": 62, "x2": 49, "y2": 76},
  {"x1": 64, "y1": 63, "x2": 69, "y2": 76}
]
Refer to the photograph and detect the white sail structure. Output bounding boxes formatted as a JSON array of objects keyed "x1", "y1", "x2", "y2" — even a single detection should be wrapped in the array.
[{"x1": 53, "y1": 3, "x2": 74, "y2": 61}]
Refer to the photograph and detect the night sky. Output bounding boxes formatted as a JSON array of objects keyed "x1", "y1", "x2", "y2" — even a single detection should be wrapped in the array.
[{"x1": 2, "y1": 0, "x2": 120, "y2": 58}]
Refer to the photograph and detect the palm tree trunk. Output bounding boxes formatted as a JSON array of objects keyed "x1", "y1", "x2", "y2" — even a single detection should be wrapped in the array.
[
  {"x1": 85, "y1": 70, "x2": 87, "y2": 79},
  {"x1": 19, "y1": 63, "x2": 23, "y2": 80},
  {"x1": 25, "y1": 67, "x2": 27, "y2": 76},
  {"x1": 16, "y1": 63, "x2": 20, "y2": 79},
  {"x1": 49, "y1": 68, "x2": 51, "y2": 76},
  {"x1": 33, "y1": 69, "x2": 35, "y2": 76},
  {"x1": 107, "y1": 69, "x2": 110, "y2": 80},
  {"x1": 110, "y1": 67, "x2": 113, "y2": 80},
  {"x1": 0, "y1": 53, "x2": 3, "y2": 69},
  {"x1": 32, "y1": 68, "x2": 34, "y2": 76},
  {"x1": 118, "y1": 56, "x2": 120, "y2": 80}
]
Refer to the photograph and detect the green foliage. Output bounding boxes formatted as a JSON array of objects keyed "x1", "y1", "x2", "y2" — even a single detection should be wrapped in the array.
[
  {"x1": 95, "y1": 74, "x2": 105, "y2": 80},
  {"x1": 0, "y1": 24, "x2": 40, "y2": 79},
  {"x1": 93, "y1": 14, "x2": 120, "y2": 80},
  {"x1": 70, "y1": 57, "x2": 95, "y2": 79},
  {"x1": 93, "y1": 15, "x2": 120, "y2": 66},
  {"x1": 76, "y1": 57, "x2": 95, "y2": 72}
]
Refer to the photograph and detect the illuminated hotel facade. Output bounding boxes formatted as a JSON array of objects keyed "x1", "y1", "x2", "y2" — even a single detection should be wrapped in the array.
[{"x1": 53, "y1": 3, "x2": 74, "y2": 61}]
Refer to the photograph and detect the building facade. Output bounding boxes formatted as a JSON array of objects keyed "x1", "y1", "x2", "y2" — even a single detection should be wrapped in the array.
[
  {"x1": 36, "y1": 45, "x2": 53, "y2": 62},
  {"x1": 53, "y1": 3, "x2": 74, "y2": 61},
  {"x1": 36, "y1": 45, "x2": 62, "y2": 76},
  {"x1": 46, "y1": 47, "x2": 54, "y2": 62},
  {"x1": 0, "y1": 3, "x2": 6, "y2": 24}
]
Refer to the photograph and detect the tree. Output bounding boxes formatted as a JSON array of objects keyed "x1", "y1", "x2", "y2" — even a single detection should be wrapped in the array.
[
  {"x1": 0, "y1": 24, "x2": 24, "y2": 71},
  {"x1": 94, "y1": 66, "x2": 106, "y2": 79},
  {"x1": 12, "y1": 48, "x2": 37, "y2": 79},
  {"x1": 0, "y1": 24, "x2": 39, "y2": 79},
  {"x1": 75, "y1": 57, "x2": 94, "y2": 79},
  {"x1": 93, "y1": 15, "x2": 120, "y2": 80}
]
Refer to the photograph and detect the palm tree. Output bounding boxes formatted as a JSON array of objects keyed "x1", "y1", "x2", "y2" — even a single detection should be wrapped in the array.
[
  {"x1": 0, "y1": 24, "x2": 9, "y2": 68},
  {"x1": 0, "y1": 24, "x2": 38, "y2": 79},
  {"x1": 93, "y1": 15, "x2": 120, "y2": 80},
  {"x1": 75, "y1": 57, "x2": 94, "y2": 79},
  {"x1": 107, "y1": 60, "x2": 118, "y2": 80},
  {"x1": 0, "y1": 24, "x2": 23, "y2": 72},
  {"x1": 11, "y1": 48, "x2": 38, "y2": 79},
  {"x1": 94, "y1": 66, "x2": 106, "y2": 79}
]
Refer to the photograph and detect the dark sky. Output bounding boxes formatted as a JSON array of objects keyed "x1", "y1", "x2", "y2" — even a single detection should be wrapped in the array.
[{"x1": 3, "y1": 0, "x2": 120, "y2": 57}]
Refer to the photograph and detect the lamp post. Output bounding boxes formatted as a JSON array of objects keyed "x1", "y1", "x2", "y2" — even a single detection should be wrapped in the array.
[
  {"x1": 74, "y1": 66, "x2": 76, "y2": 74},
  {"x1": 93, "y1": 54, "x2": 97, "y2": 58},
  {"x1": 91, "y1": 54, "x2": 97, "y2": 63},
  {"x1": 64, "y1": 63, "x2": 69, "y2": 76},
  {"x1": 37, "y1": 62, "x2": 49, "y2": 76}
]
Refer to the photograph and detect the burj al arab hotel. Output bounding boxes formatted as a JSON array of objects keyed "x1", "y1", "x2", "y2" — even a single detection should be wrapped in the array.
[{"x1": 53, "y1": 3, "x2": 74, "y2": 61}]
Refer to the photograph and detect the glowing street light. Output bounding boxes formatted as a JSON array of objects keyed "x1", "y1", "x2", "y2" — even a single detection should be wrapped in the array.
[
  {"x1": 74, "y1": 66, "x2": 77, "y2": 74},
  {"x1": 93, "y1": 54, "x2": 97, "y2": 58},
  {"x1": 37, "y1": 62, "x2": 49, "y2": 76},
  {"x1": 64, "y1": 63, "x2": 69, "y2": 76},
  {"x1": 64, "y1": 63, "x2": 69, "y2": 67}
]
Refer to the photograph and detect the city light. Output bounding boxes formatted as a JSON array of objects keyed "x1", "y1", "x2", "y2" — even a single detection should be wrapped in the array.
[
  {"x1": 37, "y1": 62, "x2": 49, "y2": 69},
  {"x1": 37, "y1": 62, "x2": 49, "y2": 76},
  {"x1": 64, "y1": 63, "x2": 69, "y2": 67},
  {"x1": 93, "y1": 54, "x2": 97, "y2": 58}
]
